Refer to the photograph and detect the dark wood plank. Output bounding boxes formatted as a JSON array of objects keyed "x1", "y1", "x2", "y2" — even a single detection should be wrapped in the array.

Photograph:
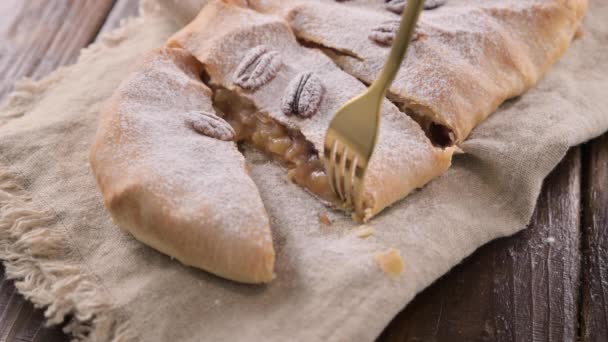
[
  {"x1": 0, "y1": 0, "x2": 116, "y2": 99},
  {"x1": 379, "y1": 148, "x2": 582, "y2": 341},
  {"x1": 0, "y1": 1, "x2": 142, "y2": 341},
  {"x1": 0, "y1": 266, "x2": 66, "y2": 342},
  {"x1": 581, "y1": 134, "x2": 608, "y2": 342}
]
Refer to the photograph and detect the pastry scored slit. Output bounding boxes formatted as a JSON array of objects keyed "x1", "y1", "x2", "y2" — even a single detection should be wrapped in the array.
[
  {"x1": 403, "y1": 107, "x2": 455, "y2": 148},
  {"x1": 213, "y1": 88, "x2": 337, "y2": 203}
]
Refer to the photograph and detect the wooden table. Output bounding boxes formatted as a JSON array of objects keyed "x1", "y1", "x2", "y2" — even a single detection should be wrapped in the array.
[{"x1": 0, "y1": 1, "x2": 606, "y2": 341}]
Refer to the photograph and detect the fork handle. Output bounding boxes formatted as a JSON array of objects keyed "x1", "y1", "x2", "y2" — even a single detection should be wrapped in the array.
[{"x1": 370, "y1": 0, "x2": 425, "y2": 97}]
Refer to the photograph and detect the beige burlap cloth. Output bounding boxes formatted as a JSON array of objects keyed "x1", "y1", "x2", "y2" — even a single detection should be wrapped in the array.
[{"x1": 0, "y1": 1, "x2": 607, "y2": 341}]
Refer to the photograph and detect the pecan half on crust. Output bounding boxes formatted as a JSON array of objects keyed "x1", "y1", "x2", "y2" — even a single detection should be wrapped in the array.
[
  {"x1": 281, "y1": 72, "x2": 325, "y2": 118},
  {"x1": 233, "y1": 45, "x2": 282, "y2": 90}
]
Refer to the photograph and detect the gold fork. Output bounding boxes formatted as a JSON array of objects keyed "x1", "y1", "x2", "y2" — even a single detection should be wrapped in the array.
[{"x1": 323, "y1": 0, "x2": 425, "y2": 217}]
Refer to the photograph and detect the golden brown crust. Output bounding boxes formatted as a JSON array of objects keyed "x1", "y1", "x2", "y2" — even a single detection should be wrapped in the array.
[{"x1": 90, "y1": 48, "x2": 275, "y2": 284}]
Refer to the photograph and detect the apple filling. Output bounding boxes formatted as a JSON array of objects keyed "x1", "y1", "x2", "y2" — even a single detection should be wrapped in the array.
[{"x1": 212, "y1": 88, "x2": 337, "y2": 203}]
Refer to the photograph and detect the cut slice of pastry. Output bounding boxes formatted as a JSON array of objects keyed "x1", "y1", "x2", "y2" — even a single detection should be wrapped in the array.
[
  {"x1": 168, "y1": 0, "x2": 455, "y2": 221},
  {"x1": 90, "y1": 47, "x2": 275, "y2": 284},
  {"x1": 252, "y1": 0, "x2": 588, "y2": 145}
]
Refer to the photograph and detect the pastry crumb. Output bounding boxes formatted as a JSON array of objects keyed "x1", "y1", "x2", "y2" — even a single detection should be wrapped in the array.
[
  {"x1": 374, "y1": 248, "x2": 404, "y2": 278},
  {"x1": 453, "y1": 145, "x2": 465, "y2": 154},
  {"x1": 355, "y1": 225, "x2": 375, "y2": 238},
  {"x1": 352, "y1": 208, "x2": 373, "y2": 222},
  {"x1": 318, "y1": 213, "x2": 332, "y2": 225}
]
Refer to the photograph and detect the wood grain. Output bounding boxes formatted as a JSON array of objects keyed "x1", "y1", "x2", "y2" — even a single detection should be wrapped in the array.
[
  {"x1": 378, "y1": 148, "x2": 582, "y2": 341},
  {"x1": 0, "y1": 0, "x2": 116, "y2": 99},
  {"x1": 581, "y1": 134, "x2": 608, "y2": 342},
  {"x1": 0, "y1": 1, "x2": 139, "y2": 341},
  {"x1": 0, "y1": 267, "x2": 66, "y2": 342}
]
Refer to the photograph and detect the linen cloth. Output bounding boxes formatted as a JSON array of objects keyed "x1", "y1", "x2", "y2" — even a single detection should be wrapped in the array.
[{"x1": 0, "y1": 0, "x2": 606, "y2": 341}]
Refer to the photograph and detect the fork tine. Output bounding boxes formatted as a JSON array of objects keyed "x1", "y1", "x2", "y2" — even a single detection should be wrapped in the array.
[
  {"x1": 338, "y1": 145, "x2": 349, "y2": 202},
  {"x1": 333, "y1": 142, "x2": 346, "y2": 201},
  {"x1": 341, "y1": 147, "x2": 352, "y2": 206},
  {"x1": 327, "y1": 139, "x2": 340, "y2": 199},
  {"x1": 343, "y1": 155, "x2": 357, "y2": 207},
  {"x1": 326, "y1": 144, "x2": 335, "y2": 194}
]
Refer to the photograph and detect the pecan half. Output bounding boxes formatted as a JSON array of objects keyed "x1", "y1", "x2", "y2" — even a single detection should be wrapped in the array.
[
  {"x1": 369, "y1": 20, "x2": 424, "y2": 46},
  {"x1": 187, "y1": 110, "x2": 235, "y2": 141},
  {"x1": 281, "y1": 72, "x2": 325, "y2": 119},
  {"x1": 233, "y1": 45, "x2": 282, "y2": 90},
  {"x1": 385, "y1": 0, "x2": 446, "y2": 14}
]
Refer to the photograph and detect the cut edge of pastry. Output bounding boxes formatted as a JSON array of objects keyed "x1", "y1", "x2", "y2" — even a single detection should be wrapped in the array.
[
  {"x1": 208, "y1": 84, "x2": 452, "y2": 222},
  {"x1": 210, "y1": 86, "x2": 340, "y2": 206}
]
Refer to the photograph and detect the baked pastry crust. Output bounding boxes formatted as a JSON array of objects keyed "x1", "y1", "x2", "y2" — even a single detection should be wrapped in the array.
[
  {"x1": 90, "y1": 48, "x2": 275, "y2": 284},
  {"x1": 168, "y1": 0, "x2": 454, "y2": 220},
  {"x1": 90, "y1": 0, "x2": 587, "y2": 283},
  {"x1": 252, "y1": 0, "x2": 588, "y2": 144}
]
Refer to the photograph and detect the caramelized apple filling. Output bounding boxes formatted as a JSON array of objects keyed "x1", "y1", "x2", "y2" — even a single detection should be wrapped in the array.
[{"x1": 212, "y1": 88, "x2": 337, "y2": 203}]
